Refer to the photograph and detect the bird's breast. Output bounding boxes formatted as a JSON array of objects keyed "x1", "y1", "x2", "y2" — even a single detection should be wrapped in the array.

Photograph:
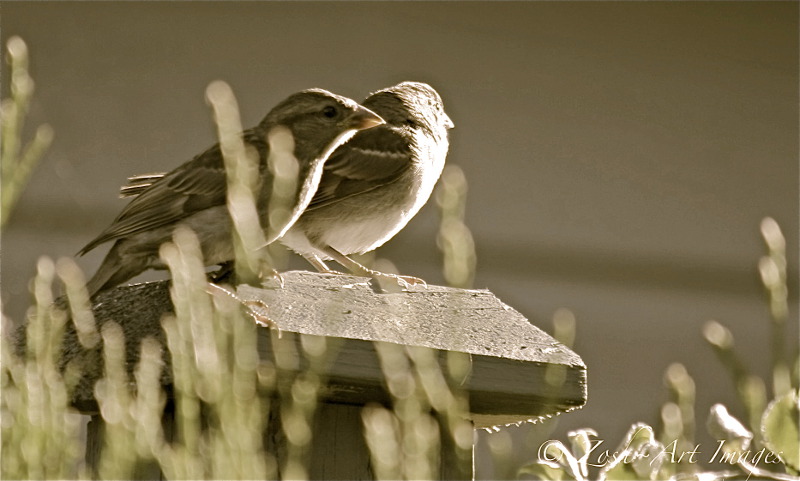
[{"x1": 280, "y1": 133, "x2": 449, "y2": 259}]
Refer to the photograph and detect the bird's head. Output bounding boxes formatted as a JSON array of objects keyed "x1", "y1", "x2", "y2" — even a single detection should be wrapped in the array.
[
  {"x1": 363, "y1": 81, "x2": 453, "y2": 140},
  {"x1": 261, "y1": 89, "x2": 384, "y2": 163}
]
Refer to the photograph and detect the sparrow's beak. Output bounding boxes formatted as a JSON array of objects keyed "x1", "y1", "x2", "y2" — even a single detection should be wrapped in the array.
[
  {"x1": 350, "y1": 106, "x2": 385, "y2": 130},
  {"x1": 444, "y1": 113, "x2": 454, "y2": 130}
]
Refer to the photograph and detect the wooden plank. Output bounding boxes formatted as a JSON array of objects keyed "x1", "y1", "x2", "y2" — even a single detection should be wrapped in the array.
[
  {"x1": 85, "y1": 415, "x2": 103, "y2": 478},
  {"x1": 240, "y1": 271, "x2": 586, "y2": 427},
  {"x1": 64, "y1": 270, "x2": 586, "y2": 480},
  {"x1": 308, "y1": 403, "x2": 373, "y2": 480},
  {"x1": 64, "y1": 271, "x2": 586, "y2": 428}
]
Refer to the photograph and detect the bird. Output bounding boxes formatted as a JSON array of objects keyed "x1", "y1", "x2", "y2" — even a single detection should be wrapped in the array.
[
  {"x1": 278, "y1": 81, "x2": 453, "y2": 287},
  {"x1": 118, "y1": 81, "x2": 454, "y2": 289},
  {"x1": 79, "y1": 88, "x2": 384, "y2": 297}
]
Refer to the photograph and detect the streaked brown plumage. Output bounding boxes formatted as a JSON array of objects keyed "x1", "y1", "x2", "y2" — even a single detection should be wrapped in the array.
[{"x1": 79, "y1": 89, "x2": 383, "y2": 296}]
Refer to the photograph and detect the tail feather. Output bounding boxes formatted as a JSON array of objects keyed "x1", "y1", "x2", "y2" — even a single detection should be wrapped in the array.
[{"x1": 119, "y1": 173, "x2": 165, "y2": 198}]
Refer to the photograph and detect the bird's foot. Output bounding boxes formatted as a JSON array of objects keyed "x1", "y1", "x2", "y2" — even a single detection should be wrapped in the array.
[
  {"x1": 260, "y1": 268, "x2": 285, "y2": 289},
  {"x1": 365, "y1": 269, "x2": 427, "y2": 292},
  {"x1": 317, "y1": 247, "x2": 426, "y2": 292},
  {"x1": 313, "y1": 267, "x2": 424, "y2": 291},
  {"x1": 242, "y1": 298, "x2": 278, "y2": 331},
  {"x1": 401, "y1": 274, "x2": 427, "y2": 287},
  {"x1": 206, "y1": 282, "x2": 279, "y2": 331},
  {"x1": 318, "y1": 268, "x2": 351, "y2": 276}
]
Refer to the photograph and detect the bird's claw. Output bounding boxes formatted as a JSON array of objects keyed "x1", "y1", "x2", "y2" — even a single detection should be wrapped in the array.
[
  {"x1": 243, "y1": 298, "x2": 279, "y2": 332},
  {"x1": 368, "y1": 270, "x2": 427, "y2": 292},
  {"x1": 396, "y1": 274, "x2": 427, "y2": 288},
  {"x1": 206, "y1": 283, "x2": 279, "y2": 331},
  {"x1": 260, "y1": 268, "x2": 285, "y2": 288},
  {"x1": 321, "y1": 268, "x2": 349, "y2": 276}
]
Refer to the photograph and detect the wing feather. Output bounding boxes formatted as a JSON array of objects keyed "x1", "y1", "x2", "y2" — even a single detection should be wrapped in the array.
[
  {"x1": 306, "y1": 126, "x2": 413, "y2": 210},
  {"x1": 79, "y1": 128, "x2": 266, "y2": 254}
]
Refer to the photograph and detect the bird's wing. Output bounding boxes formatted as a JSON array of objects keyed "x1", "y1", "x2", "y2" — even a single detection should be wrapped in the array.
[
  {"x1": 79, "y1": 128, "x2": 266, "y2": 254},
  {"x1": 306, "y1": 126, "x2": 413, "y2": 210}
]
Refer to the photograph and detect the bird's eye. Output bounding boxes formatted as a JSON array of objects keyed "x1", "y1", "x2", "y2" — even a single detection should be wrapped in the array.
[
  {"x1": 405, "y1": 118, "x2": 418, "y2": 128},
  {"x1": 322, "y1": 106, "x2": 338, "y2": 119}
]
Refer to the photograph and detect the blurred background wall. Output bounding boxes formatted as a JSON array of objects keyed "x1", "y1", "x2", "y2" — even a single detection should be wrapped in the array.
[{"x1": 2, "y1": 2, "x2": 797, "y2": 476}]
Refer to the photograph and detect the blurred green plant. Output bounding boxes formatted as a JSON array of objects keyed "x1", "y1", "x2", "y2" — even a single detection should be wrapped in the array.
[
  {"x1": 1, "y1": 258, "x2": 88, "y2": 479},
  {"x1": 0, "y1": 44, "x2": 478, "y2": 478},
  {"x1": 518, "y1": 217, "x2": 799, "y2": 481},
  {"x1": 3, "y1": 34, "x2": 796, "y2": 481},
  {"x1": 1, "y1": 36, "x2": 53, "y2": 228},
  {"x1": 482, "y1": 308, "x2": 579, "y2": 480},
  {"x1": 0, "y1": 71, "x2": 286, "y2": 479},
  {"x1": 359, "y1": 163, "x2": 477, "y2": 480},
  {"x1": 362, "y1": 341, "x2": 474, "y2": 480},
  {"x1": 436, "y1": 164, "x2": 477, "y2": 289}
]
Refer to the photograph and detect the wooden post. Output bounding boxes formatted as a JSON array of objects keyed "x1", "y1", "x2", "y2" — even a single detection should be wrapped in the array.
[{"x1": 66, "y1": 271, "x2": 586, "y2": 480}]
